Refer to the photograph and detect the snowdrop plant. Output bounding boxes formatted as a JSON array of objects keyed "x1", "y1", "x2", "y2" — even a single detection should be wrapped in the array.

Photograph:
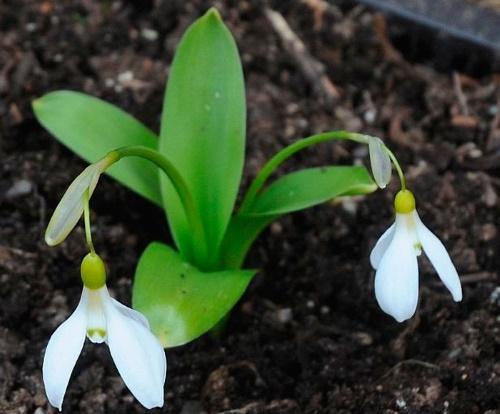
[{"x1": 33, "y1": 10, "x2": 462, "y2": 405}]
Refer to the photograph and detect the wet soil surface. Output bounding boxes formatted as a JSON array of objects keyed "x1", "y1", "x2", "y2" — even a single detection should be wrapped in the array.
[{"x1": 1, "y1": 1, "x2": 500, "y2": 413}]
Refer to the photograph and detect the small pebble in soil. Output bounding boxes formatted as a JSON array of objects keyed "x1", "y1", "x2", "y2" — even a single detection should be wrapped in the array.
[
  {"x1": 489, "y1": 286, "x2": 500, "y2": 305},
  {"x1": 25, "y1": 22, "x2": 37, "y2": 32},
  {"x1": 481, "y1": 223, "x2": 497, "y2": 241},
  {"x1": 396, "y1": 398, "x2": 407, "y2": 409},
  {"x1": 482, "y1": 184, "x2": 497, "y2": 207},
  {"x1": 270, "y1": 222, "x2": 283, "y2": 235},
  {"x1": 273, "y1": 308, "x2": 293, "y2": 324},
  {"x1": 6, "y1": 179, "x2": 32, "y2": 199},
  {"x1": 352, "y1": 332, "x2": 373, "y2": 346},
  {"x1": 141, "y1": 28, "x2": 159, "y2": 41},
  {"x1": 340, "y1": 197, "x2": 358, "y2": 215},
  {"x1": 118, "y1": 71, "x2": 134, "y2": 84}
]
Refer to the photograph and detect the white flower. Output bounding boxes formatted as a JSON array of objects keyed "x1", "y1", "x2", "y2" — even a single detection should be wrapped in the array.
[
  {"x1": 42, "y1": 254, "x2": 166, "y2": 411},
  {"x1": 45, "y1": 155, "x2": 116, "y2": 246},
  {"x1": 370, "y1": 190, "x2": 462, "y2": 322}
]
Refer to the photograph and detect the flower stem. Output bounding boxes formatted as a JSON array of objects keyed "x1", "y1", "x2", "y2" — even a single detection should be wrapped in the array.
[
  {"x1": 239, "y1": 131, "x2": 370, "y2": 213},
  {"x1": 106, "y1": 146, "x2": 208, "y2": 263},
  {"x1": 383, "y1": 146, "x2": 406, "y2": 191},
  {"x1": 83, "y1": 189, "x2": 95, "y2": 254}
]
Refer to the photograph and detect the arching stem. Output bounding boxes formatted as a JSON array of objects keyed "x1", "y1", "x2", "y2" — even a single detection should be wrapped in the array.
[
  {"x1": 104, "y1": 146, "x2": 209, "y2": 264},
  {"x1": 383, "y1": 146, "x2": 406, "y2": 191},
  {"x1": 239, "y1": 131, "x2": 369, "y2": 213}
]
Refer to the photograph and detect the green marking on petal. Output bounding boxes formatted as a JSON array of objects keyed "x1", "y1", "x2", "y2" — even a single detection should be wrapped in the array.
[{"x1": 87, "y1": 328, "x2": 107, "y2": 342}]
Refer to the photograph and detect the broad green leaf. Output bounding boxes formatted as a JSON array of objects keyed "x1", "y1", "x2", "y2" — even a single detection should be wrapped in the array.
[
  {"x1": 33, "y1": 90, "x2": 161, "y2": 206},
  {"x1": 219, "y1": 166, "x2": 377, "y2": 268},
  {"x1": 248, "y1": 166, "x2": 376, "y2": 216},
  {"x1": 159, "y1": 9, "x2": 246, "y2": 265},
  {"x1": 132, "y1": 242, "x2": 255, "y2": 347}
]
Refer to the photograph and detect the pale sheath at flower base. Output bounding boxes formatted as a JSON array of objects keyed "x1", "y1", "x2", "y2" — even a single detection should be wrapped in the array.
[
  {"x1": 44, "y1": 155, "x2": 117, "y2": 246},
  {"x1": 370, "y1": 190, "x2": 462, "y2": 322},
  {"x1": 368, "y1": 137, "x2": 392, "y2": 189},
  {"x1": 42, "y1": 253, "x2": 166, "y2": 411}
]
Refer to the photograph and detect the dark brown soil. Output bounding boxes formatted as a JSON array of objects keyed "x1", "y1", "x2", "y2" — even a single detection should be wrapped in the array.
[{"x1": 2, "y1": 1, "x2": 500, "y2": 413}]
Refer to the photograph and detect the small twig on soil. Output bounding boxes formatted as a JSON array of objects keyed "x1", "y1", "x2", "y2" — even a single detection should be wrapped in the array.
[
  {"x1": 457, "y1": 147, "x2": 500, "y2": 170},
  {"x1": 390, "y1": 312, "x2": 421, "y2": 359},
  {"x1": 372, "y1": 13, "x2": 404, "y2": 64},
  {"x1": 379, "y1": 359, "x2": 439, "y2": 381},
  {"x1": 486, "y1": 92, "x2": 500, "y2": 151},
  {"x1": 301, "y1": 0, "x2": 342, "y2": 30},
  {"x1": 461, "y1": 272, "x2": 497, "y2": 284},
  {"x1": 434, "y1": 271, "x2": 497, "y2": 285},
  {"x1": 264, "y1": 7, "x2": 340, "y2": 104},
  {"x1": 476, "y1": 0, "x2": 500, "y2": 12},
  {"x1": 453, "y1": 72, "x2": 470, "y2": 116},
  {"x1": 217, "y1": 400, "x2": 299, "y2": 414},
  {"x1": 218, "y1": 406, "x2": 259, "y2": 414},
  {"x1": 371, "y1": 14, "x2": 443, "y2": 84}
]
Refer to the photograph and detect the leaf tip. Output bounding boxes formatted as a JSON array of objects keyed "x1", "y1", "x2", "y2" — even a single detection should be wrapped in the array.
[
  {"x1": 32, "y1": 97, "x2": 43, "y2": 114},
  {"x1": 204, "y1": 7, "x2": 222, "y2": 22}
]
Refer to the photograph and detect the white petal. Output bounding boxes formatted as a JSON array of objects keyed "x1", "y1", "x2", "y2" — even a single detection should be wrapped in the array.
[
  {"x1": 45, "y1": 164, "x2": 101, "y2": 246},
  {"x1": 368, "y1": 137, "x2": 392, "y2": 189},
  {"x1": 111, "y1": 298, "x2": 150, "y2": 328},
  {"x1": 85, "y1": 287, "x2": 108, "y2": 343},
  {"x1": 43, "y1": 290, "x2": 88, "y2": 411},
  {"x1": 370, "y1": 223, "x2": 395, "y2": 269},
  {"x1": 105, "y1": 300, "x2": 166, "y2": 409},
  {"x1": 375, "y1": 219, "x2": 419, "y2": 322},
  {"x1": 414, "y1": 213, "x2": 462, "y2": 302}
]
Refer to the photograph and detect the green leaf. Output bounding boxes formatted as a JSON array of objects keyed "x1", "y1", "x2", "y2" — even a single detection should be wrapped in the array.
[
  {"x1": 33, "y1": 90, "x2": 161, "y2": 206},
  {"x1": 159, "y1": 9, "x2": 246, "y2": 265},
  {"x1": 219, "y1": 214, "x2": 275, "y2": 269},
  {"x1": 132, "y1": 242, "x2": 255, "y2": 347},
  {"x1": 248, "y1": 166, "x2": 376, "y2": 216},
  {"x1": 219, "y1": 166, "x2": 377, "y2": 268}
]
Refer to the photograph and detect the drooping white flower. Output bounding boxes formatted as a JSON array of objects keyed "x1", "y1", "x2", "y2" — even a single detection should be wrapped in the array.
[
  {"x1": 43, "y1": 253, "x2": 166, "y2": 411},
  {"x1": 370, "y1": 190, "x2": 462, "y2": 322},
  {"x1": 45, "y1": 155, "x2": 117, "y2": 246}
]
